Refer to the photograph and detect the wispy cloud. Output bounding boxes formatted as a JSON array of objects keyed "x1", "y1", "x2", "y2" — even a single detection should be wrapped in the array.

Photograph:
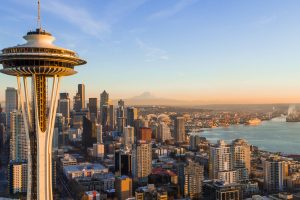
[
  {"x1": 148, "y1": 0, "x2": 198, "y2": 20},
  {"x1": 136, "y1": 38, "x2": 169, "y2": 62},
  {"x1": 254, "y1": 15, "x2": 277, "y2": 25},
  {"x1": 43, "y1": 1, "x2": 110, "y2": 39}
]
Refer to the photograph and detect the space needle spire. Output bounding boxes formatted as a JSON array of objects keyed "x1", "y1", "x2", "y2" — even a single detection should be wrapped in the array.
[
  {"x1": 37, "y1": 0, "x2": 41, "y2": 29},
  {"x1": 0, "y1": 0, "x2": 87, "y2": 199}
]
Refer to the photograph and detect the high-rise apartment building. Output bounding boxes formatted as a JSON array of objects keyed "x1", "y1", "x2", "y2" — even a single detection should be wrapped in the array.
[
  {"x1": 209, "y1": 140, "x2": 233, "y2": 180},
  {"x1": 10, "y1": 110, "x2": 28, "y2": 161},
  {"x1": 127, "y1": 107, "x2": 138, "y2": 127},
  {"x1": 115, "y1": 176, "x2": 133, "y2": 200},
  {"x1": 158, "y1": 122, "x2": 172, "y2": 143},
  {"x1": 264, "y1": 158, "x2": 287, "y2": 192},
  {"x1": 231, "y1": 139, "x2": 251, "y2": 181},
  {"x1": 5, "y1": 87, "x2": 18, "y2": 129},
  {"x1": 8, "y1": 160, "x2": 28, "y2": 194},
  {"x1": 133, "y1": 141, "x2": 152, "y2": 182},
  {"x1": 184, "y1": 161, "x2": 204, "y2": 199},
  {"x1": 138, "y1": 127, "x2": 152, "y2": 142},
  {"x1": 174, "y1": 116, "x2": 185, "y2": 143},
  {"x1": 123, "y1": 126, "x2": 135, "y2": 149}
]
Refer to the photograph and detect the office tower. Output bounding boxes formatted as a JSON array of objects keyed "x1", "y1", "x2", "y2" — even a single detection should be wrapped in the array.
[
  {"x1": 117, "y1": 101, "x2": 126, "y2": 133},
  {"x1": 115, "y1": 149, "x2": 132, "y2": 176},
  {"x1": 78, "y1": 84, "x2": 85, "y2": 109},
  {"x1": 231, "y1": 139, "x2": 251, "y2": 181},
  {"x1": 96, "y1": 124, "x2": 103, "y2": 144},
  {"x1": 0, "y1": 103, "x2": 7, "y2": 126},
  {"x1": 209, "y1": 140, "x2": 233, "y2": 180},
  {"x1": 184, "y1": 161, "x2": 204, "y2": 199},
  {"x1": 88, "y1": 98, "x2": 98, "y2": 120},
  {"x1": 100, "y1": 90, "x2": 109, "y2": 121},
  {"x1": 115, "y1": 176, "x2": 133, "y2": 200},
  {"x1": 101, "y1": 104, "x2": 109, "y2": 131},
  {"x1": 264, "y1": 158, "x2": 287, "y2": 192},
  {"x1": 118, "y1": 99, "x2": 125, "y2": 108},
  {"x1": 127, "y1": 107, "x2": 138, "y2": 127},
  {"x1": 73, "y1": 93, "x2": 82, "y2": 112},
  {"x1": 0, "y1": 3, "x2": 87, "y2": 198},
  {"x1": 138, "y1": 127, "x2": 152, "y2": 142},
  {"x1": 93, "y1": 124, "x2": 104, "y2": 158},
  {"x1": 175, "y1": 116, "x2": 186, "y2": 143},
  {"x1": 158, "y1": 122, "x2": 172, "y2": 142},
  {"x1": 58, "y1": 99, "x2": 70, "y2": 125},
  {"x1": 71, "y1": 109, "x2": 89, "y2": 128},
  {"x1": 82, "y1": 116, "x2": 97, "y2": 151},
  {"x1": 0, "y1": 123, "x2": 6, "y2": 150},
  {"x1": 10, "y1": 110, "x2": 28, "y2": 161},
  {"x1": 58, "y1": 92, "x2": 70, "y2": 125},
  {"x1": 5, "y1": 87, "x2": 18, "y2": 129},
  {"x1": 60, "y1": 92, "x2": 69, "y2": 100},
  {"x1": 132, "y1": 141, "x2": 152, "y2": 181},
  {"x1": 123, "y1": 126, "x2": 134, "y2": 149},
  {"x1": 109, "y1": 103, "x2": 115, "y2": 130},
  {"x1": 8, "y1": 160, "x2": 28, "y2": 194}
]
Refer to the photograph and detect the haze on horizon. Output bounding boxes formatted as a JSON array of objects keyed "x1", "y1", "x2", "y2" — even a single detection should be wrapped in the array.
[{"x1": 1, "y1": 0, "x2": 300, "y2": 104}]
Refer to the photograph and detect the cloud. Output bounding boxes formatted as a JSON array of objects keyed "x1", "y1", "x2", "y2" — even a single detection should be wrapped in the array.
[
  {"x1": 43, "y1": 1, "x2": 110, "y2": 39},
  {"x1": 148, "y1": 0, "x2": 198, "y2": 20},
  {"x1": 136, "y1": 38, "x2": 169, "y2": 62},
  {"x1": 254, "y1": 15, "x2": 277, "y2": 25}
]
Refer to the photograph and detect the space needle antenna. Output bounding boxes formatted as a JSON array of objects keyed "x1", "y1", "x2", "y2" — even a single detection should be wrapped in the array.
[{"x1": 37, "y1": 0, "x2": 41, "y2": 29}]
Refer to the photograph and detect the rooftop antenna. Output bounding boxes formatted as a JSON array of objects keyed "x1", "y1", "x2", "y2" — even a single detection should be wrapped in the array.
[{"x1": 37, "y1": 0, "x2": 41, "y2": 29}]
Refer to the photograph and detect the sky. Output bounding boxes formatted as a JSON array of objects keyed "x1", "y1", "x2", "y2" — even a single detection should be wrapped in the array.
[{"x1": 1, "y1": 0, "x2": 300, "y2": 104}]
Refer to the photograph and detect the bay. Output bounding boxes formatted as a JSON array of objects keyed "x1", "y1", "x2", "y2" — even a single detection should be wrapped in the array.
[{"x1": 195, "y1": 117, "x2": 300, "y2": 154}]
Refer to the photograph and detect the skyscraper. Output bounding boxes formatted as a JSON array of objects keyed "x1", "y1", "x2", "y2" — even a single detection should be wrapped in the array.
[
  {"x1": 0, "y1": 1, "x2": 86, "y2": 198},
  {"x1": 209, "y1": 140, "x2": 233, "y2": 180},
  {"x1": 127, "y1": 107, "x2": 138, "y2": 127},
  {"x1": 100, "y1": 90, "x2": 109, "y2": 121},
  {"x1": 117, "y1": 100, "x2": 126, "y2": 133},
  {"x1": 231, "y1": 139, "x2": 251, "y2": 181},
  {"x1": 138, "y1": 127, "x2": 152, "y2": 143},
  {"x1": 132, "y1": 141, "x2": 152, "y2": 182},
  {"x1": 109, "y1": 103, "x2": 115, "y2": 130},
  {"x1": 123, "y1": 126, "x2": 135, "y2": 149},
  {"x1": 5, "y1": 87, "x2": 18, "y2": 129},
  {"x1": 158, "y1": 122, "x2": 172, "y2": 143},
  {"x1": 78, "y1": 84, "x2": 85, "y2": 109},
  {"x1": 264, "y1": 158, "x2": 287, "y2": 192},
  {"x1": 9, "y1": 110, "x2": 28, "y2": 161},
  {"x1": 184, "y1": 161, "x2": 204, "y2": 199},
  {"x1": 82, "y1": 116, "x2": 97, "y2": 151},
  {"x1": 88, "y1": 97, "x2": 98, "y2": 120},
  {"x1": 58, "y1": 97, "x2": 70, "y2": 124},
  {"x1": 174, "y1": 116, "x2": 185, "y2": 143}
]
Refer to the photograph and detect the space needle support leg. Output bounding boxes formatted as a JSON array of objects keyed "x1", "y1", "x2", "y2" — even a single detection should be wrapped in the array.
[
  {"x1": 46, "y1": 75, "x2": 61, "y2": 200},
  {"x1": 17, "y1": 76, "x2": 32, "y2": 200}
]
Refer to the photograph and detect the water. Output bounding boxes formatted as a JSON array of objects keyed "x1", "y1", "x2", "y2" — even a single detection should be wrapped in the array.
[{"x1": 195, "y1": 117, "x2": 300, "y2": 154}]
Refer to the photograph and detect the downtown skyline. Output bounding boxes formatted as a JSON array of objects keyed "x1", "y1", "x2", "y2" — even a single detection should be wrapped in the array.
[{"x1": 1, "y1": 0, "x2": 300, "y2": 104}]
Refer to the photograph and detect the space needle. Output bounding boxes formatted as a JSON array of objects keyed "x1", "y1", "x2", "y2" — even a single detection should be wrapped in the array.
[{"x1": 0, "y1": 1, "x2": 86, "y2": 199}]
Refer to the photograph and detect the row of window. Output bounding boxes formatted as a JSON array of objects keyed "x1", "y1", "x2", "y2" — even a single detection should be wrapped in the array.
[
  {"x1": 3, "y1": 60, "x2": 74, "y2": 69},
  {"x1": 3, "y1": 47, "x2": 77, "y2": 57}
]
